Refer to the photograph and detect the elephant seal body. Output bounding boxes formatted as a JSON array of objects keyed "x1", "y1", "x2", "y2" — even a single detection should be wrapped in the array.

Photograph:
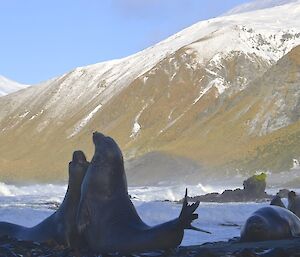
[
  {"x1": 241, "y1": 206, "x2": 300, "y2": 242},
  {"x1": 77, "y1": 132, "x2": 204, "y2": 254},
  {"x1": 0, "y1": 151, "x2": 89, "y2": 247},
  {"x1": 288, "y1": 191, "x2": 300, "y2": 218}
]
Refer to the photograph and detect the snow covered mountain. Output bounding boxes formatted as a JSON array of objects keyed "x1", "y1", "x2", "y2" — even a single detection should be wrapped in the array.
[
  {"x1": 224, "y1": 0, "x2": 299, "y2": 15},
  {"x1": 1, "y1": 1, "x2": 300, "y2": 183},
  {"x1": 0, "y1": 75, "x2": 29, "y2": 96}
]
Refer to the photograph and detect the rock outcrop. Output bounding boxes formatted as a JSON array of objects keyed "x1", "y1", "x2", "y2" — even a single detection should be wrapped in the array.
[{"x1": 189, "y1": 173, "x2": 271, "y2": 203}]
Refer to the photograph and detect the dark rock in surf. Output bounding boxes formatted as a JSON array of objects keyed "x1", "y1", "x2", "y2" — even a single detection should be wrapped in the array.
[
  {"x1": 188, "y1": 173, "x2": 271, "y2": 203},
  {"x1": 243, "y1": 173, "x2": 267, "y2": 198}
]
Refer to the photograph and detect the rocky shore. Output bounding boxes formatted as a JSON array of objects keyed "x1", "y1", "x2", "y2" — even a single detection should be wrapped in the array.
[
  {"x1": 1, "y1": 236, "x2": 300, "y2": 257},
  {"x1": 174, "y1": 238, "x2": 300, "y2": 257},
  {"x1": 188, "y1": 174, "x2": 275, "y2": 203}
]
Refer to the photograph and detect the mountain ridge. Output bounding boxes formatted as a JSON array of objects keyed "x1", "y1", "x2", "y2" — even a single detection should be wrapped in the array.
[
  {"x1": 1, "y1": 2, "x2": 300, "y2": 184},
  {"x1": 0, "y1": 75, "x2": 29, "y2": 97}
]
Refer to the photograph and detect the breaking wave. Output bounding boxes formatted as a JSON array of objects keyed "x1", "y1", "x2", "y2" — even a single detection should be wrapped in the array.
[
  {"x1": 0, "y1": 182, "x2": 66, "y2": 197},
  {"x1": 129, "y1": 183, "x2": 229, "y2": 202}
]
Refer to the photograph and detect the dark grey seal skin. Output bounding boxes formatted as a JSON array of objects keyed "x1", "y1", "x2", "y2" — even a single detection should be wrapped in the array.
[
  {"x1": 240, "y1": 206, "x2": 300, "y2": 242},
  {"x1": 270, "y1": 194, "x2": 286, "y2": 208},
  {"x1": 77, "y1": 132, "x2": 209, "y2": 254},
  {"x1": 0, "y1": 151, "x2": 89, "y2": 248},
  {"x1": 288, "y1": 191, "x2": 300, "y2": 218}
]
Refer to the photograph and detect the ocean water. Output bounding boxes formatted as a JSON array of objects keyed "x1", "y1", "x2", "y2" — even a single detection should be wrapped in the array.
[{"x1": 0, "y1": 182, "x2": 292, "y2": 246}]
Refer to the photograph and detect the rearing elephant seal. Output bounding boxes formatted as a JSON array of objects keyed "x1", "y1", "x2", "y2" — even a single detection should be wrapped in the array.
[
  {"x1": 77, "y1": 132, "x2": 209, "y2": 254},
  {"x1": 240, "y1": 206, "x2": 300, "y2": 242},
  {"x1": 0, "y1": 151, "x2": 89, "y2": 247}
]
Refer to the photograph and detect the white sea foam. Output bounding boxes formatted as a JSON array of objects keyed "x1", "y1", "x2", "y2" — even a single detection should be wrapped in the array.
[
  {"x1": 0, "y1": 182, "x2": 66, "y2": 198},
  {"x1": 129, "y1": 183, "x2": 227, "y2": 202}
]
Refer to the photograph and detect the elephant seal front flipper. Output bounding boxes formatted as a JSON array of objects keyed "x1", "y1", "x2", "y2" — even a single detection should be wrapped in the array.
[{"x1": 179, "y1": 189, "x2": 210, "y2": 234}]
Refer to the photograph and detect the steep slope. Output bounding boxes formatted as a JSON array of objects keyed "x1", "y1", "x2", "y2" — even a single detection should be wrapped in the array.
[
  {"x1": 1, "y1": 2, "x2": 300, "y2": 183},
  {"x1": 233, "y1": 45, "x2": 300, "y2": 172},
  {"x1": 160, "y1": 45, "x2": 300, "y2": 174},
  {"x1": 0, "y1": 76, "x2": 29, "y2": 96}
]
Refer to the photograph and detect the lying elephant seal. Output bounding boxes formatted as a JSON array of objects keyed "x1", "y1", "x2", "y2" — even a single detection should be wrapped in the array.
[
  {"x1": 270, "y1": 194, "x2": 286, "y2": 208},
  {"x1": 77, "y1": 132, "x2": 209, "y2": 254},
  {"x1": 288, "y1": 191, "x2": 300, "y2": 218},
  {"x1": 0, "y1": 151, "x2": 89, "y2": 247},
  {"x1": 240, "y1": 206, "x2": 300, "y2": 242}
]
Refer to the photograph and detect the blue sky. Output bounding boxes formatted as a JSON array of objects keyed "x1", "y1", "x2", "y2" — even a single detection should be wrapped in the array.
[{"x1": 0, "y1": 0, "x2": 251, "y2": 84}]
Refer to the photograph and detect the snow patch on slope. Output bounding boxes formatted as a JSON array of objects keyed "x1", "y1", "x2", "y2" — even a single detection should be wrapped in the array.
[
  {"x1": 68, "y1": 104, "x2": 102, "y2": 138},
  {"x1": 19, "y1": 111, "x2": 30, "y2": 118},
  {"x1": 130, "y1": 104, "x2": 149, "y2": 138},
  {"x1": 212, "y1": 78, "x2": 228, "y2": 94},
  {"x1": 193, "y1": 85, "x2": 213, "y2": 105},
  {"x1": 29, "y1": 110, "x2": 44, "y2": 121},
  {"x1": 189, "y1": 24, "x2": 300, "y2": 64},
  {"x1": 193, "y1": 78, "x2": 227, "y2": 105}
]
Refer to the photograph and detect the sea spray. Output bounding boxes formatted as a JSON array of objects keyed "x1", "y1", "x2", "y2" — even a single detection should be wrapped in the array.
[
  {"x1": 128, "y1": 183, "x2": 229, "y2": 202},
  {"x1": 0, "y1": 182, "x2": 298, "y2": 245}
]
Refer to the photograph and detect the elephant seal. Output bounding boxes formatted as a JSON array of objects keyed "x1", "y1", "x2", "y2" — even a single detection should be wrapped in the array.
[
  {"x1": 0, "y1": 151, "x2": 89, "y2": 248},
  {"x1": 240, "y1": 206, "x2": 300, "y2": 242},
  {"x1": 288, "y1": 191, "x2": 300, "y2": 218},
  {"x1": 270, "y1": 194, "x2": 286, "y2": 208},
  {"x1": 77, "y1": 132, "x2": 209, "y2": 254}
]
